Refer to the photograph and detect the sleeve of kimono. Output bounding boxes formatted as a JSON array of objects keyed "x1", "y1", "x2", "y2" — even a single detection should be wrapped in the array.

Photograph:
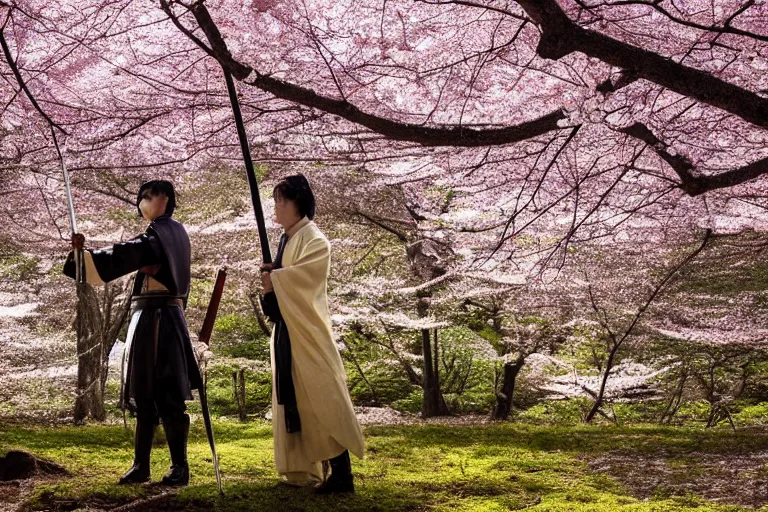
[
  {"x1": 63, "y1": 233, "x2": 163, "y2": 285},
  {"x1": 270, "y1": 236, "x2": 330, "y2": 334},
  {"x1": 271, "y1": 237, "x2": 329, "y2": 291},
  {"x1": 260, "y1": 291, "x2": 284, "y2": 323}
]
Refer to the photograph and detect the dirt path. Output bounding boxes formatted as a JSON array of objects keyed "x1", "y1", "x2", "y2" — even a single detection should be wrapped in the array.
[{"x1": 0, "y1": 480, "x2": 31, "y2": 512}]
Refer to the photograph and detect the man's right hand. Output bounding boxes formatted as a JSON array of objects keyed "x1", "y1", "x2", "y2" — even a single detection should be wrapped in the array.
[{"x1": 72, "y1": 233, "x2": 85, "y2": 251}]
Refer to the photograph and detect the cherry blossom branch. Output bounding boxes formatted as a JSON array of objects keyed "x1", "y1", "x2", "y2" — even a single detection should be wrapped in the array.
[
  {"x1": 395, "y1": 272, "x2": 458, "y2": 295},
  {"x1": 353, "y1": 210, "x2": 410, "y2": 242},
  {"x1": 490, "y1": 125, "x2": 582, "y2": 255},
  {"x1": 415, "y1": 0, "x2": 527, "y2": 22},
  {"x1": 573, "y1": 0, "x2": 766, "y2": 43},
  {"x1": 621, "y1": 122, "x2": 768, "y2": 196},
  {"x1": 584, "y1": 228, "x2": 714, "y2": 421},
  {"x1": 505, "y1": 0, "x2": 768, "y2": 129},
  {"x1": 166, "y1": 0, "x2": 568, "y2": 148},
  {"x1": 158, "y1": 0, "x2": 216, "y2": 60},
  {"x1": 542, "y1": 155, "x2": 637, "y2": 270},
  {"x1": 0, "y1": 26, "x2": 67, "y2": 133}
]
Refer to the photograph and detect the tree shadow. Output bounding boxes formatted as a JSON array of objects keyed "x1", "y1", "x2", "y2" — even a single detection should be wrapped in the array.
[{"x1": 33, "y1": 479, "x2": 471, "y2": 512}]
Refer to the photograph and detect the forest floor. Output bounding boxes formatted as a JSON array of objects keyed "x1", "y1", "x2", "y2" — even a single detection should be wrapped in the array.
[
  {"x1": 3, "y1": 231, "x2": 768, "y2": 511},
  {"x1": 2, "y1": 420, "x2": 768, "y2": 512}
]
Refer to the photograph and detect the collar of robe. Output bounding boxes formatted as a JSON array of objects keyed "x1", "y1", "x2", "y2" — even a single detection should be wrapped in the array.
[
  {"x1": 150, "y1": 213, "x2": 172, "y2": 225},
  {"x1": 285, "y1": 216, "x2": 310, "y2": 239}
]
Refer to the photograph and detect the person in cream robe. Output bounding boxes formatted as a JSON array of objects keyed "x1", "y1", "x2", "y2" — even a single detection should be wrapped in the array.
[{"x1": 260, "y1": 174, "x2": 365, "y2": 493}]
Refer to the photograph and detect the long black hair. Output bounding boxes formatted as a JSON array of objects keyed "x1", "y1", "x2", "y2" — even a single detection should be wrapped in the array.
[
  {"x1": 273, "y1": 174, "x2": 316, "y2": 220},
  {"x1": 136, "y1": 180, "x2": 177, "y2": 217}
]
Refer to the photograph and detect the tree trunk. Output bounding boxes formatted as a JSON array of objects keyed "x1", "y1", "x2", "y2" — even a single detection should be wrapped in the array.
[
  {"x1": 73, "y1": 283, "x2": 105, "y2": 424},
  {"x1": 660, "y1": 370, "x2": 687, "y2": 425},
  {"x1": 421, "y1": 328, "x2": 437, "y2": 417},
  {"x1": 233, "y1": 369, "x2": 247, "y2": 421},
  {"x1": 491, "y1": 358, "x2": 525, "y2": 421},
  {"x1": 421, "y1": 328, "x2": 449, "y2": 417},
  {"x1": 73, "y1": 282, "x2": 129, "y2": 425},
  {"x1": 433, "y1": 329, "x2": 449, "y2": 414},
  {"x1": 585, "y1": 342, "x2": 621, "y2": 423},
  {"x1": 74, "y1": 352, "x2": 106, "y2": 423},
  {"x1": 433, "y1": 328, "x2": 440, "y2": 409}
]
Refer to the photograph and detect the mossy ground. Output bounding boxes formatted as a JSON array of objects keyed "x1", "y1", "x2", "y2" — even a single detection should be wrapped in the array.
[{"x1": 2, "y1": 421, "x2": 767, "y2": 511}]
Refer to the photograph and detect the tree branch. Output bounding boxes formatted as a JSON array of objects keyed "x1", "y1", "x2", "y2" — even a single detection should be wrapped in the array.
[
  {"x1": 352, "y1": 209, "x2": 410, "y2": 242},
  {"x1": 622, "y1": 122, "x2": 768, "y2": 196},
  {"x1": 574, "y1": 0, "x2": 766, "y2": 44},
  {"x1": 511, "y1": 0, "x2": 768, "y2": 129},
  {"x1": 0, "y1": 27, "x2": 67, "y2": 133},
  {"x1": 170, "y1": 0, "x2": 568, "y2": 147}
]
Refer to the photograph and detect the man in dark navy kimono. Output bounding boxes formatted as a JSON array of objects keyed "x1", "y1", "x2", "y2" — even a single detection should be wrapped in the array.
[{"x1": 64, "y1": 180, "x2": 201, "y2": 487}]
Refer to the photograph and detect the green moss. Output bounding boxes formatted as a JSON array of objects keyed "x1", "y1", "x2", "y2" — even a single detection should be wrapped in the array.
[
  {"x1": 187, "y1": 278, "x2": 215, "y2": 311},
  {"x1": 514, "y1": 234, "x2": 539, "y2": 249},
  {"x1": 346, "y1": 360, "x2": 414, "y2": 407},
  {"x1": 204, "y1": 366, "x2": 272, "y2": 417},
  {"x1": 47, "y1": 261, "x2": 64, "y2": 278},
  {"x1": 105, "y1": 206, "x2": 141, "y2": 225},
  {"x1": 391, "y1": 389, "x2": 425, "y2": 414},
  {"x1": 212, "y1": 313, "x2": 270, "y2": 359},
  {"x1": 6, "y1": 378, "x2": 73, "y2": 414},
  {"x1": 3, "y1": 422, "x2": 764, "y2": 511},
  {"x1": 732, "y1": 402, "x2": 768, "y2": 426},
  {"x1": 517, "y1": 399, "x2": 593, "y2": 425}
]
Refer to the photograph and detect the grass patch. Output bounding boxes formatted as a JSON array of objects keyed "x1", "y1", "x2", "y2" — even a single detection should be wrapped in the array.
[
  {"x1": 0, "y1": 254, "x2": 39, "y2": 280},
  {"x1": 204, "y1": 365, "x2": 272, "y2": 417},
  {"x1": 211, "y1": 312, "x2": 270, "y2": 360},
  {"x1": 1, "y1": 422, "x2": 765, "y2": 511}
]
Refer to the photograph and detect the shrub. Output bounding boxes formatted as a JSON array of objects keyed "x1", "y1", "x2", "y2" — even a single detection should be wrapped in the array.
[{"x1": 213, "y1": 313, "x2": 270, "y2": 360}]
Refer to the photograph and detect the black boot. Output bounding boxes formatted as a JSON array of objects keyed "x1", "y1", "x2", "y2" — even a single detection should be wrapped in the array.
[
  {"x1": 161, "y1": 414, "x2": 190, "y2": 486},
  {"x1": 315, "y1": 450, "x2": 354, "y2": 494},
  {"x1": 118, "y1": 419, "x2": 155, "y2": 485}
]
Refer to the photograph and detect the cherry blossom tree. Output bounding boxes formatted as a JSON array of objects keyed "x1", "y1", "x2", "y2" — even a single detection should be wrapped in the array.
[
  {"x1": 2, "y1": 0, "x2": 768, "y2": 423},
  {"x1": 2, "y1": 0, "x2": 767, "y2": 253}
]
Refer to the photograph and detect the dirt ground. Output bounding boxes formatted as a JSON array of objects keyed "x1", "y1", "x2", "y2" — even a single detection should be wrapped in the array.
[{"x1": 586, "y1": 449, "x2": 768, "y2": 509}]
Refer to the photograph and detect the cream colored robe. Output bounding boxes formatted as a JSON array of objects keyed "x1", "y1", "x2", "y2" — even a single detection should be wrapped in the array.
[{"x1": 269, "y1": 218, "x2": 365, "y2": 485}]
